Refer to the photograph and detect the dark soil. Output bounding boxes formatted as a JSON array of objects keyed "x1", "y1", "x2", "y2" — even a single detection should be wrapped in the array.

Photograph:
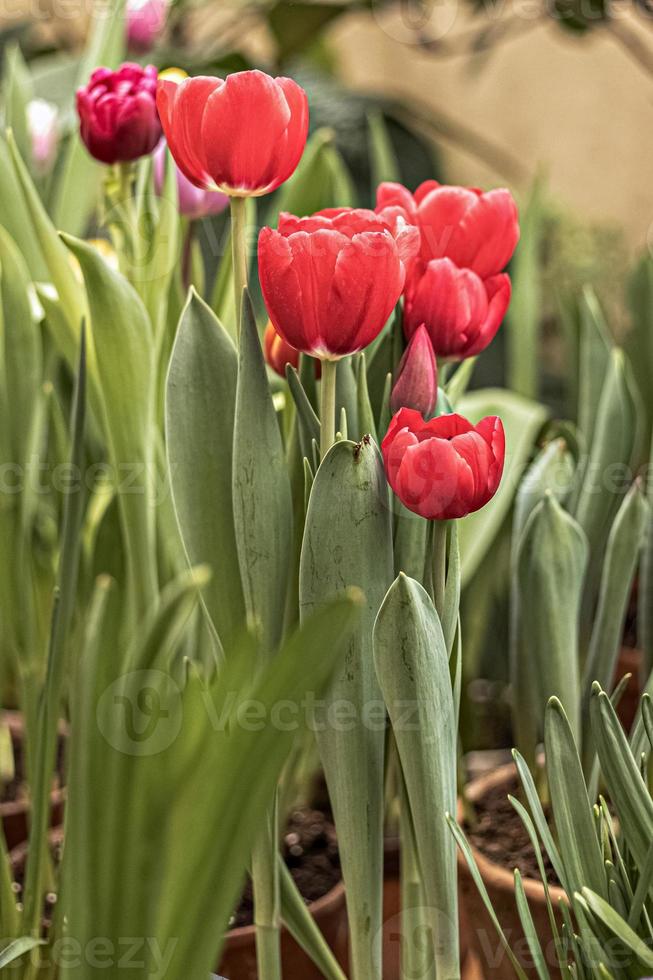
[
  {"x1": 465, "y1": 772, "x2": 559, "y2": 887},
  {"x1": 230, "y1": 807, "x2": 340, "y2": 929},
  {"x1": 1, "y1": 722, "x2": 66, "y2": 805}
]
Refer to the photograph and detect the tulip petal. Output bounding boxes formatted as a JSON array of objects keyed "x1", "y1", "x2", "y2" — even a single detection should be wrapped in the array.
[
  {"x1": 157, "y1": 76, "x2": 217, "y2": 187},
  {"x1": 448, "y1": 188, "x2": 519, "y2": 278}
]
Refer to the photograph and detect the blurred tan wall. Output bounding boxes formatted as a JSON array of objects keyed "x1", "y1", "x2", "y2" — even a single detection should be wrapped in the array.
[{"x1": 330, "y1": 6, "x2": 653, "y2": 251}]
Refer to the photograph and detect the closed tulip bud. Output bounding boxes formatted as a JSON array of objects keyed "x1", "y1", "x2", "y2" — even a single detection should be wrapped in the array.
[
  {"x1": 127, "y1": 0, "x2": 168, "y2": 53},
  {"x1": 264, "y1": 321, "x2": 300, "y2": 376},
  {"x1": 27, "y1": 98, "x2": 59, "y2": 175},
  {"x1": 382, "y1": 407, "x2": 505, "y2": 520},
  {"x1": 153, "y1": 140, "x2": 228, "y2": 219},
  {"x1": 76, "y1": 63, "x2": 161, "y2": 165},
  {"x1": 258, "y1": 208, "x2": 407, "y2": 359},
  {"x1": 391, "y1": 325, "x2": 437, "y2": 417},
  {"x1": 404, "y1": 258, "x2": 511, "y2": 360},
  {"x1": 156, "y1": 69, "x2": 308, "y2": 197}
]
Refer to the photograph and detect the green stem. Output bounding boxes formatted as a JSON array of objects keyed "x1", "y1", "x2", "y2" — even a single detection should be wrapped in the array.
[
  {"x1": 230, "y1": 195, "x2": 248, "y2": 337},
  {"x1": 319, "y1": 359, "x2": 338, "y2": 459},
  {"x1": 252, "y1": 802, "x2": 282, "y2": 980},
  {"x1": 431, "y1": 520, "x2": 448, "y2": 619}
]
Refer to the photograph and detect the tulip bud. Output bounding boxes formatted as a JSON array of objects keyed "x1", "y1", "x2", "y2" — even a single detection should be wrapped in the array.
[
  {"x1": 391, "y1": 325, "x2": 437, "y2": 418},
  {"x1": 76, "y1": 63, "x2": 162, "y2": 165},
  {"x1": 153, "y1": 140, "x2": 228, "y2": 220},
  {"x1": 126, "y1": 0, "x2": 168, "y2": 53},
  {"x1": 264, "y1": 321, "x2": 300, "y2": 377},
  {"x1": 27, "y1": 98, "x2": 59, "y2": 175}
]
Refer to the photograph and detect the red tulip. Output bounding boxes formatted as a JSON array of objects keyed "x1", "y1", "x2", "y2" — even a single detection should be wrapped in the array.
[
  {"x1": 376, "y1": 180, "x2": 519, "y2": 279},
  {"x1": 391, "y1": 325, "x2": 438, "y2": 418},
  {"x1": 258, "y1": 209, "x2": 406, "y2": 359},
  {"x1": 76, "y1": 63, "x2": 161, "y2": 165},
  {"x1": 156, "y1": 69, "x2": 308, "y2": 197},
  {"x1": 404, "y1": 258, "x2": 511, "y2": 360},
  {"x1": 381, "y1": 407, "x2": 505, "y2": 520}
]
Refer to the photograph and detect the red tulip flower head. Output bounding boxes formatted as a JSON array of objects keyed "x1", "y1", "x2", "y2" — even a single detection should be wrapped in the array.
[
  {"x1": 376, "y1": 180, "x2": 519, "y2": 360},
  {"x1": 258, "y1": 208, "x2": 411, "y2": 359},
  {"x1": 156, "y1": 69, "x2": 309, "y2": 197},
  {"x1": 382, "y1": 408, "x2": 505, "y2": 520},
  {"x1": 76, "y1": 63, "x2": 162, "y2": 165},
  {"x1": 391, "y1": 325, "x2": 438, "y2": 418}
]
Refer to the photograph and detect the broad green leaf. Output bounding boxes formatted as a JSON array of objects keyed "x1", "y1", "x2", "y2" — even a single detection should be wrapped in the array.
[
  {"x1": 374, "y1": 574, "x2": 459, "y2": 979},
  {"x1": 300, "y1": 437, "x2": 392, "y2": 980},
  {"x1": 581, "y1": 481, "x2": 648, "y2": 761},
  {"x1": 0, "y1": 135, "x2": 47, "y2": 280},
  {"x1": 576, "y1": 287, "x2": 611, "y2": 456},
  {"x1": 166, "y1": 289, "x2": 245, "y2": 647},
  {"x1": 233, "y1": 290, "x2": 292, "y2": 653},
  {"x1": 7, "y1": 132, "x2": 87, "y2": 357},
  {"x1": 516, "y1": 495, "x2": 587, "y2": 745},
  {"x1": 510, "y1": 440, "x2": 575, "y2": 764},
  {"x1": 0, "y1": 226, "x2": 43, "y2": 466},
  {"x1": 573, "y1": 349, "x2": 636, "y2": 618},
  {"x1": 457, "y1": 388, "x2": 548, "y2": 586},
  {"x1": 4, "y1": 43, "x2": 34, "y2": 168},
  {"x1": 625, "y1": 253, "x2": 653, "y2": 450},
  {"x1": 544, "y1": 698, "x2": 606, "y2": 901},
  {"x1": 506, "y1": 178, "x2": 545, "y2": 399},
  {"x1": 62, "y1": 234, "x2": 157, "y2": 619}
]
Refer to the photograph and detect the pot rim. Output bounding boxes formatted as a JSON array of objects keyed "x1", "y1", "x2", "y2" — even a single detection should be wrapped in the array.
[
  {"x1": 457, "y1": 761, "x2": 567, "y2": 906},
  {"x1": 224, "y1": 879, "x2": 346, "y2": 949}
]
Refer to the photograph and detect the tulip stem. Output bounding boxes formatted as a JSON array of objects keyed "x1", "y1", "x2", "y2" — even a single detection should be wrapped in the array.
[
  {"x1": 431, "y1": 520, "x2": 448, "y2": 619},
  {"x1": 230, "y1": 195, "x2": 248, "y2": 336},
  {"x1": 320, "y1": 359, "x2": 338, "y2": 459}
]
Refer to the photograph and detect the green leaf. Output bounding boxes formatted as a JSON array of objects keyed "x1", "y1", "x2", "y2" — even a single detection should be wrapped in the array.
[
  {"x1": 367, "y1": 110, "x2": 399, "y2": 186},
  {"x1": 506, "y1": 178, "x2": 545, "y2": 399},
  {"x1": 273, "y1": 128, "x2": 355, "y2": 218},
  {"x1": 510, "y1": 440, "x2": 575, "y2": 764},
  {"x1": 578, "y1": 888, "x2": 653, "y2": 970},
  {"x1": 233, "y1": 290, "x2": 292, "y2": 653},
  {"x1": 166, "y1": 289, "x2": 245, "y2": 647},
  {"x1": 514, "y1": 870, "x2": 550, "y2": 980},
  {"x1": 7, "y1": 132, "x2": 87, "y2": 359},
  {"x1": 51, "y1": 0, "x2": 127, "y2": 235},
  {"x1": 581, "y1": 481, "x2": 648, "y2": 761},
  {"x1": 516, "y1": 495, "x2": 588, "y2": 746},
  {"x1": 512, "y1": 749, "x2": 568, "y2": 892},
  {"x1": 590, "y1": 685, "x2": 653, "y2": 881},
  {"x1": 279, "y1": 861, "x2": 347, "y2": 980},
  {"x1": 374, "y1": 574, "x2": 459, "y2": 979},
  {"x1": 544, "y1": 698, "x2": 607, "y2": 901},
  {"x1": 3, "y1": 43, "x2": 34, "y2": 168},
  {"x1": 300, "y1": 437, "x2": 393, "y2": 980},
  {"x1": 0, "y1": 226, "x2": 43, "y2": 466},
  {"x1": 576, "y1": 287, "x2": 611, "y2": 456},
  {"x1": 286, "y1": 365, "x2": 321, "y2": 460},
  {"x1": 62, "y1": 234, "x2": 157, "y2": 619},
  {"x1": 447, "y1": 817, "x2": 529, "y2": 980},
  {"x1": 456, "y1": 388, "x2": 548, "y2": 586},
  {"x1": 573, "y1": 349, "x2": 636, "y2": 616},
  {"x1": 0, "y1": 135, "x2": 47, "y2": 280},
  {"x1": 0, "y1": 938, "x2": 45, "y2": 968}
]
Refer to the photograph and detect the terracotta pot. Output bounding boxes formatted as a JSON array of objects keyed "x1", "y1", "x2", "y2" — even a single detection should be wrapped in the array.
[
  {"x1": 457, "y1": 764, "x2": 567, "y2": 980},
  {"x1": 1, "y1": 711, "x2": 66, "y2": 851},
  {"x1": 218, "y1": 880, "x2": 349, "y2": 980},
  {"x1": 382, "y1": 836, "x2": 471, "y2": 980},
  {"x1": 614, "y1": 646, "x2": 643, "y2": 733}
]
